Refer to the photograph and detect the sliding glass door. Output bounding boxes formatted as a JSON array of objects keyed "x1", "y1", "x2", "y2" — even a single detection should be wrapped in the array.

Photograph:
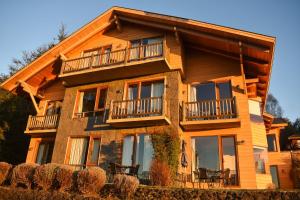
[
  {"x1": 122, "y1": 134, "x2": 154, "y2": 177},
  {"x1": 192, "y1": 135, "x2": 238, "y2": 185}
]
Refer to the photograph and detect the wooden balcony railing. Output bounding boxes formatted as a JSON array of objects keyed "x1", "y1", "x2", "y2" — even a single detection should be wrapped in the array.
[
  {"x1": 108, "y1": 96, "x2": 165, "y2": 120},
  {"x1": 182, "y1": 97, "x2": 237, "y2": 121},
  {"x1": 26, "y1": 114, "x2": 60, "y2": 130},
  {"x1": 61, "y1": 42, "x2": 164, "y2": 74}
]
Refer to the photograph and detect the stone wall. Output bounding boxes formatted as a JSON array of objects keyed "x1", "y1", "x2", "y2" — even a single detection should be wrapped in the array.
[{"x1": 1, "y1": 185, "x2": 300, "y2": 200}]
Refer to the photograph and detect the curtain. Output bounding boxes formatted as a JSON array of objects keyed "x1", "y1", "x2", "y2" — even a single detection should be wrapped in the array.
[
  {"x1": 151, "y1": 82, "x2": 164, "y2": 113},
  {"x1": 129, "y1": 41, "x2": 140, "y2": 60},
  {"x1": 69, "y1": 138, "x2": 88, "y2": 170},
  {"x1": 145, "y1": 38, "x2": 162, "y2": 57},
  {"x1": 191, "y1": 138, "x2": 196, "y2": 181},
  {"x1": 122, "y1": 136, "x2": 134, "y2": 166},
  {"x1": 78, "y1": 92, "x2": 84, "y2": 114},
  {"x1": 190, "y1": 85, "x2": 198, "y2": 117},
  {"x1": 101, "y1": 48, "x2": 111, "y2": 65}
]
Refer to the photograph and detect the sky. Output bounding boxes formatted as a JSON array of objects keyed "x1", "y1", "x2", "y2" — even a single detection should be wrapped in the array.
[{"x1": 0, "y1": 0, "x2": 299, "y2": 121}]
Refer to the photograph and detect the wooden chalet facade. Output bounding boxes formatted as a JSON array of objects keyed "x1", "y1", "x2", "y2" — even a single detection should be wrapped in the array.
[{"x1": 1, "y1": 7, "x2": 294, "y2": 189}]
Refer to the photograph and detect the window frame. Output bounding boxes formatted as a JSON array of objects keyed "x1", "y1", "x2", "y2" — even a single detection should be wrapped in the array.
[
  {"x1": 188, "y1": 79, "x2": 233, "y2": 102},
  {"x1": 123, "y1": 77, "x2": 166, "y2": 101},
  {"x1": 73, "y1": 86, "x2": 108, "y2": 118},
  {"x1": 191, "y1": 134, "x2": 239, "y2": 185},
  {"x1": 267, "y1": 134, "x2": 278, "y2": 152}
]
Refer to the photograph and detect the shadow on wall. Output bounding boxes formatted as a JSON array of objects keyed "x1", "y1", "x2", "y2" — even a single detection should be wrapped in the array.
[{"x1": 99, "y1": 140, "x2": 122, "y2": 171}]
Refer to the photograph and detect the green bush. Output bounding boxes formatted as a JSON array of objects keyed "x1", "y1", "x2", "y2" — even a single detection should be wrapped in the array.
[{"x1": 151, "y1": 130, "x2": 180, "y2": 179}]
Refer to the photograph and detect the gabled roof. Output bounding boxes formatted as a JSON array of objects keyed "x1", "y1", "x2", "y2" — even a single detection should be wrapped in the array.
[{"x1": 1, "y1": 6, "x2": 276, "y2": 107}]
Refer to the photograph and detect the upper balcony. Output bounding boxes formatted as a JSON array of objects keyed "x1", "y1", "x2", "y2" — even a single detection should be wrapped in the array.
[
  {"x1": 25, "y1": 114, "x2": 60, "y2": 134},
  {"x1": 106, "y1": 96, "x2": 170, "y2": 127},
  {"x1": 59, "y1": 42, "x2": 170, "y2": 86},
  {"x1": 180, "y1": 97, "x2": 240, "y2": 130}
]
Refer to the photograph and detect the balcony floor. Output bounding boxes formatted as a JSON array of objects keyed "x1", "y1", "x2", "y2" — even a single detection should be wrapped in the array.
[{"x1": 180, "y1": 118, "x2": 241, "y2": 131}]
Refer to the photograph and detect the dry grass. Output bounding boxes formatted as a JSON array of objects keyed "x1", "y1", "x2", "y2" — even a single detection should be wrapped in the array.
[
  {"x1": 11, "y1": 163, "x2": 38, "y2": 189},
  {"x1": 150, "y1": 159, "x2": 172, "y2": 186},
  {"x1": 0, "y1": 162, "x2": 12, "y2": 185},
  {"x1": 33, "y1": 163, "x2": 59, "y2": 190},
  {"x1": 113, "y1": 174, "x2": 139, "y2": 198},
  {"x1": 76, "y1": 167, "x2": 106, "y2": 195},
  {"x1": 55, "y1": 164, "x2": 74, "y2": 192}
]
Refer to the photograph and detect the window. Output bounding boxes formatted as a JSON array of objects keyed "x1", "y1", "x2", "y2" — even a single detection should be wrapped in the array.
[
  {"x1": 191, "y1": 135, "x2": 238, "y2": 185},
  {"x1": 129, "y1": 37, "x2": 163, "y2": 60},
  {"x1": 270, "y1": 165, "x2": 280, "y2": 188},
  {"x1": 253, "y1": 147, "x2": 268, "y2": 174},
  {"x1": 82, "y1": 45, "x2": 112, "y2": 67},
  {"x1": 36, "y1": 140, "x2": 54, "y2": 164},
  {"x1": 122, "y1": 134, "x2": 154, "y2": 178},
  {"x1": 125, "y1": 79, "x2": 164, "y2": 117},
  {"x1": 75, "y1": 87, "x2": 108, "y2": 119},
  {"x1": 267, "y1": 134, "x2": 277, "y2": 152},
  {"x1": 89, "y1": 138, "x2": 101, "y2": 166},
  {"x1": 68, "y1": 137, "x2": 89, "y2": 170},
  {"x1": 45, "y1": 101, "x2": 62, "y2": 115},
  {"x1": 189, "y1": 81, "x2": 234, "y2": 119}
]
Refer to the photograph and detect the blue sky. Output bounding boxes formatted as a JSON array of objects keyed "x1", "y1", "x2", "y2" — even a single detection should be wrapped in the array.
[{"x1": 0, "y1": 0, "x2": 299, "y2": 121}]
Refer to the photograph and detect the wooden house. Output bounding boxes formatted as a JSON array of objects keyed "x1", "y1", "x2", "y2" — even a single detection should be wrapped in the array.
[{"x1": 0, "y1": 7, "x2": 294, "y2": 189}]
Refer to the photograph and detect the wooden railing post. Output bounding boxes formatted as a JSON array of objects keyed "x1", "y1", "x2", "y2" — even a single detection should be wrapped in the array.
[
  {"x1": 108, "y1": 100, "x2": 114, "y2": 120},
  {"x1": 182, "y1": 101, "x2": 186, "y2": 122}
]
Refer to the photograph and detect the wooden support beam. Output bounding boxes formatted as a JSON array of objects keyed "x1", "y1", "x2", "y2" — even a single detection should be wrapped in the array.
[
  {"x1": 18, "y1": 81, "x2": 41, "y2": 113},
  {"x1": 114, "y1": 15, "x2": 122, "y2": 32},
  {"x1": 239, "y1": 42, "x2": 247, "y2": 94},
  {"x1": 174, "y1": 27, "x2": 180, "y2": 44},
  {"x1": 119, "y1": 16, "x2": 270, "y2": 53},
  {"x1": 59, "y1": 53, "x2": 68, "y2": 61},
  {"x1": 245, "y1": 78, "x2": 259, "y2": 84}
]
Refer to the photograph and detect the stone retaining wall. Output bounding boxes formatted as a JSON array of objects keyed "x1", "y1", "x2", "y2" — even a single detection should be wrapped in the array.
[{"x1": 0, "y1": 185, "x2": 300, "y2": 200}]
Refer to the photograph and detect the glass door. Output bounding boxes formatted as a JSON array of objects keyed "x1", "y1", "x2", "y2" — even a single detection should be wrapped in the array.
[
  {"x1": 221, "y1": 136, "x2": 238, "y2": 185},
  {"x1": 270, "y1": 165, "x2": 280, "y2": 188},
  {"x1": 36, "y1": 141, "x2": 54, "y2": 164}
]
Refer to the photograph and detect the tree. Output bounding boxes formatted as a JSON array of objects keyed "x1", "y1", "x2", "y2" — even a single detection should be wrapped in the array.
[
  {"x1": 266, "y1": 93, "x2": 283, "y2": 118},
  {"x1": 0, "y1": 24, "x2": 68, "y2": 164}
]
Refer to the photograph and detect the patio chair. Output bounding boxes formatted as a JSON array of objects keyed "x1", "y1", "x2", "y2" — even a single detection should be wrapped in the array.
[
  {"x1": 127, "y1": 164, "x2": 140, "y2": 178},
  {"x1": 194, "y1": 168, "x2": 210, "y2": 188},
  {"x1": 223, "y1": 168, "x2": 231, "y2": 186}
]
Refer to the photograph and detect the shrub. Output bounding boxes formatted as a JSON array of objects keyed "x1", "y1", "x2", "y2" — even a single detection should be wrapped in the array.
[
  {"x1": 76, "y1": 167, "x2": 106, "y2": 195},
  {"x1": 33, "y1": 163, "x2": 59, "y2": 190},
  {"x1": 150, "y1": 159, "x2": 172, "y2": 186},
  {"x1": 0, "y1": 162, "x2": 12, "y2": 185},
  {"x1": 11, "y1": 163, "x2": 38, "y2": 189},
  {"x1": 113, "y1": 174, "x2": 139, "y2": 198},
  {"x1": 55, "y1": 164, "x2": 75, "y2": 192}
]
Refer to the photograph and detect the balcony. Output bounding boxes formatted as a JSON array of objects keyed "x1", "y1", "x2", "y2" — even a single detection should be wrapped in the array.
[
  {"x1": 107, "y1": 96, "x2": 170, "y2": 127},
  {"x1": 180, "y1": 97, "x2": 240, "y2": 130},
  {"x1": 25, "y1": 114, "x2": 60, "y2": 134},
  {"x1": 59, "y1": 42, "x2": 170, "y2": 86}
]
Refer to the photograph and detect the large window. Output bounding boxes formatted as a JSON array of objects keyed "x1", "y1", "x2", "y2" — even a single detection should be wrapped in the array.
[
  {"x1": 75, "y1": 87, "x2": 108, "y2": 119},
  {"x1": 68, "y1": 137, "x2": 89, "y2": 170},
  {"x1": 125, "y1": 80, "x2": 164, "y2": 117},
  {"x1": 267, "y1": 134, "x2": 278, "y2": 152},
  {"x1": 191, "y1": 135, "x2": 238, "y2": 185},
  {"x1": 36, "y1": 140, "x2": 54, "y2": 165},
  {"x1": 189, "y1": 81, "x2": 234, "y2": 119},
  {"x1": 253, "y1": 147, "x2": 268, "y2": 174},
  {"x1": 122, "y1": 134, "x2": 154, "y2": 178},
  {"x1": 129, "y1": 37, "x2": 163, "y2": 60}
]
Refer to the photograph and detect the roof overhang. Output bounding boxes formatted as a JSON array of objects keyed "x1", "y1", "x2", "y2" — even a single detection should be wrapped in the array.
[{"x1": 1, "y1": 6, "x2": 276, "y2": 106}]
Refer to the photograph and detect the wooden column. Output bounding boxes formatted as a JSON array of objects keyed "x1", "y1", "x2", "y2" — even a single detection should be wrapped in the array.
[{"x1": 239, "y1": 41, "x2": 247, "y2": 94}]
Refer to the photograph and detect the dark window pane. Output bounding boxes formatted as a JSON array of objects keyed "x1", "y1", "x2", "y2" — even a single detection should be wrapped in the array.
[
  {"x1": 141, "y1": 82, "x2": 152, "y2": 98},
  {"x1": 195, "y1": 136, "x2": 219, "y2": 170},
  {"x1": 36, "y1": 141, "x2": 54, "y2": 165},
  {"x1": 82, "y1": 89, "x2": 97, "y2": 112},
  {"x1": 267, "y1": 135, "x2": 277, "y2": 152},
  {"x1": 195, "y1": 82, "x2": 216, "y2": 101},
  {"x1": 98, "y1": 88, "x2": 107, "y2": 109},
  {"x1": 270, "y1": 166, "x2": 279, "y2": 188},
  {"x1": 91, "y1": 139, "x2": 101, "y2": 164},
  {"x1": 218, "y1": 82, "x2": 232, "y2": 99}
]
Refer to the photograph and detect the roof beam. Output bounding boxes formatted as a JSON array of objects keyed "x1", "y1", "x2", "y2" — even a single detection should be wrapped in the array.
[
  {"x1": 18, "y1": 81, "x2": 41, "y2": 113},
  {"x1": 114, "y1": 14, "x2": 122, "y2": 32},
  {"x1": 119, "y1": 16, "x2": 270, "y2": 53},
  {"x1": 245, "y1": 78, "x2": 259, "y2": 84}
]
